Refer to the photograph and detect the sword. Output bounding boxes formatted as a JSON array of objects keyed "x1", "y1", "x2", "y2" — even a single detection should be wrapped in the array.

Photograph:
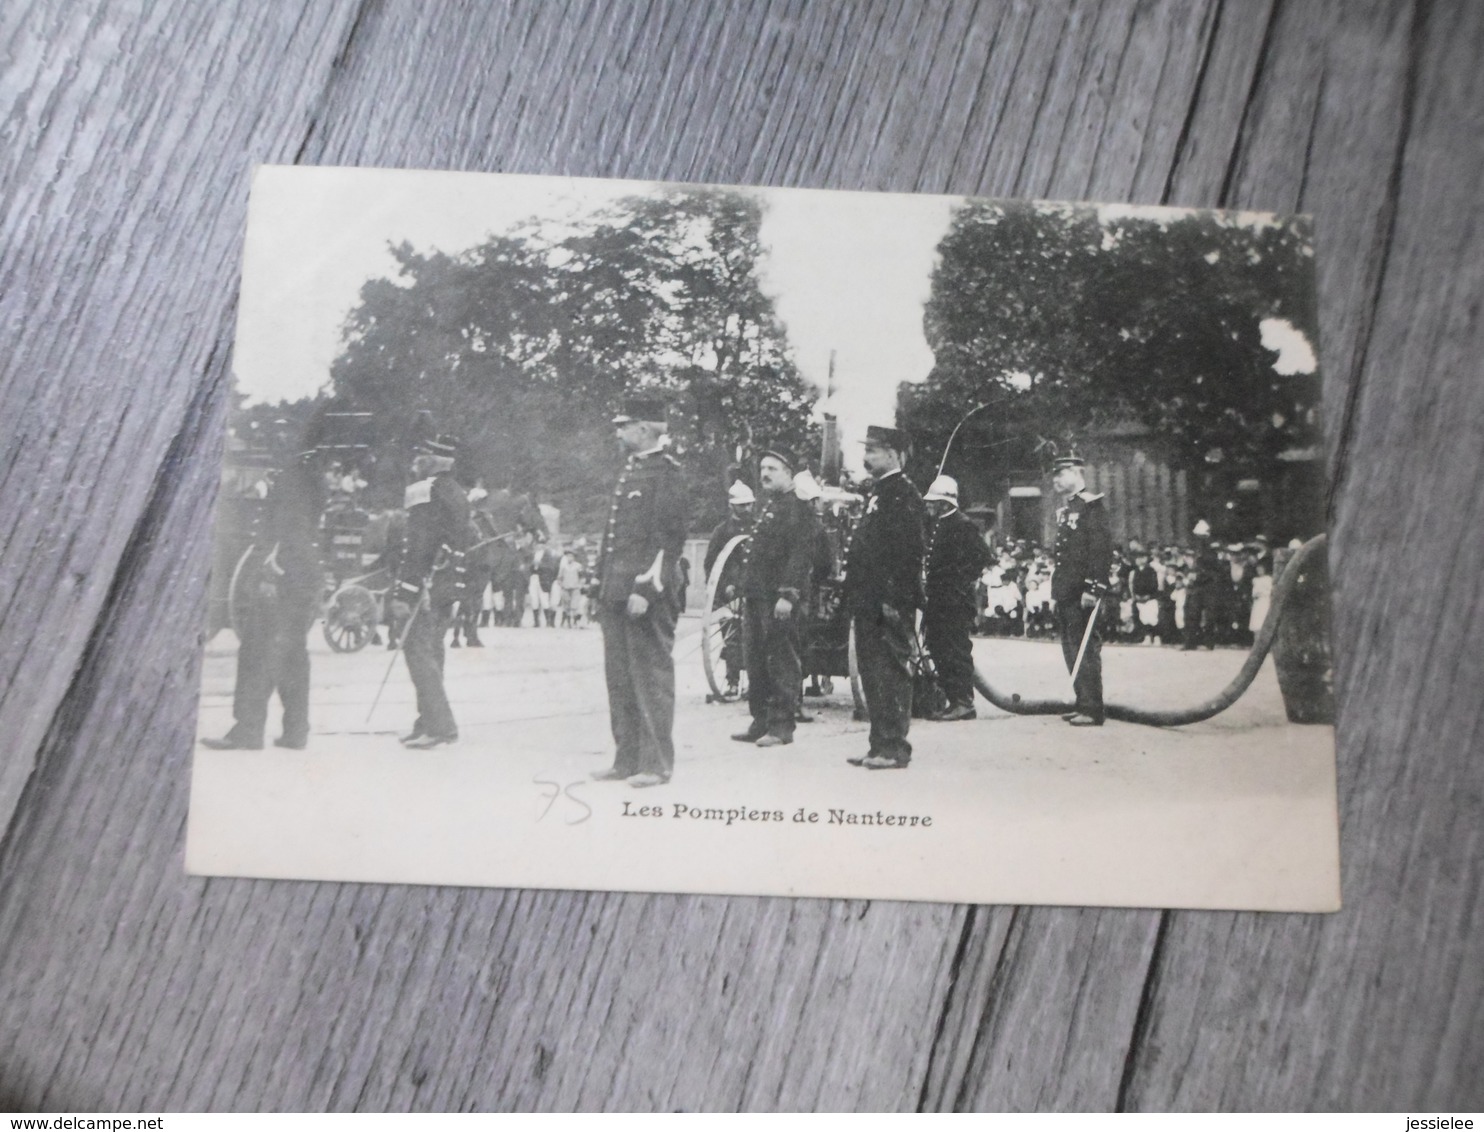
[
  {"x1": 1069, "y1": 597, "x2": 1102, "y2": 690},
  {"x1": 466, "y1": 530, "x2": 520, "y2": 553},
  {"x1": 365, "y1": 581, "x2": 427, "y2": 724}
]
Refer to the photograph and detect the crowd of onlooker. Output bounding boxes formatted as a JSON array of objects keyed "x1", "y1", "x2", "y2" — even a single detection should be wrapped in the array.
[{"x1": 976, "y1": 533, "x2": 1284, "y2": 649}]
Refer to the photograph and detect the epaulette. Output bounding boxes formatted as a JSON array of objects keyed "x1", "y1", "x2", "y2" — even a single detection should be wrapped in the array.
[
  {"x1": 1077, "y1": 490, "x2": 1105, "y2": 503},
  {"x1": 404, "y1": 478, "x2": 434, "y2": 508}
]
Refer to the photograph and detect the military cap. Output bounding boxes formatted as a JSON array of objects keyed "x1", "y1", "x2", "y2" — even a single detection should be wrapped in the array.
[
  {"x1": 415, "y1": 433, "x2": 459, "y2": 458},
  {"x1": 611, "y1": 396, "x2": 668, "y2": 425},
  {"x1": 1050, "y1": 450, "x2": 1086, "y2": 470},
  {"x1": 758, "y1": 445, "x2": 796, "y2": 472},
  {"x1": 862, "y1": 424, "x2": 910, "y2": 452},
  {"x1": 727, "y1": 480, "x2": 756, "y2": 505}
]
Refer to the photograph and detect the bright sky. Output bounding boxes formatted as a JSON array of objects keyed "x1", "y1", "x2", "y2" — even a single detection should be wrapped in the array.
[
  {"x1": 756, "y1": 187, "x2": 955, "y2": 459},
  {"x1": 234, "y1": 169, "x2": 1312, "y2": 468},
  {"x1": 236, "y1": 167, "x2": 634, "y2": 403},
  {"x1": 1259, "y1": 318, "x2": 1319, "y2": 374},
  {"x1": 234, "y1": 167, "x2": 956, "y2": 463}
]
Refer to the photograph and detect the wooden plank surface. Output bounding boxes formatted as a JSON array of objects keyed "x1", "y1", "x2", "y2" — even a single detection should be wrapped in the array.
[
  {"x1": 0, "y1": 0, "x2": 1479, "y2": 1112},
  {"x1": 1123, "y1": 0, "x2": 1484, "y2": 1109},
  {"x1": 0, "y1": 0, "x2": 363, "y2": 836}
]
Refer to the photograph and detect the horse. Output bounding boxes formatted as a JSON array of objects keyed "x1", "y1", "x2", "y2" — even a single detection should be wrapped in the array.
[{"x1": 452, "y1": 488, "x2": 548, "y2": 641}]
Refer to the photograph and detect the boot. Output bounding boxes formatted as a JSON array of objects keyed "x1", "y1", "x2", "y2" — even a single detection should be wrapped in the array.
[
  {"x1": 932, "y1": 701, "x2": 977, "y2": 722},
  {"x1": 201, "y1": 727, "x2": 263, "y2": 751},
  {"x1": 405, "y1": 732, "x2": 458, "y2": 749}
]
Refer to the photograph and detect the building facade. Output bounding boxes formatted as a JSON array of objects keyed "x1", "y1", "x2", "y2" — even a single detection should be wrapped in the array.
[{"x1": 955, "y1": 421, "x2": 1324, "y2": 550}]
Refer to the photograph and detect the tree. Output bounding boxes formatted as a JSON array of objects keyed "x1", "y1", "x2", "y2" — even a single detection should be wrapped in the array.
[
  {"x1": 903, "y1": 199, "x2": 1320, "y2": 492},
  {"x1": 556, "y1": 189, "x2": 818, "y2": 517},
  {"x1": 327, "y1": 187, "x2": 818, "y2": 530}
]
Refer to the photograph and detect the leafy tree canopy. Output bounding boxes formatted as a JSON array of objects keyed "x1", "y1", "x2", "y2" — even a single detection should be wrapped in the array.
[
  {"x1": 903, "y1": 199, "x2": 1320, "y2": 486},
  {"x1": 325, "y1": 187, "x2": 818, "y2": 531}
]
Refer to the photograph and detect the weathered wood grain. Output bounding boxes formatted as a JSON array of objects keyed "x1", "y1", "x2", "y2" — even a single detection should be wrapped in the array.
[
  {"x1": 920, "y1": 909, "x2": 1165, "y2": 1111},
  {"x1": 0, "y1": 0, "x2": 364, "y2": 836},
  {"x1": 914, "y1": 0, "x2": 1249, "y2": 1110},
  {"x1": 0, "y1": 0, "x2": 1478, "y2": 1113},
  {"x1": 249, "y1": 0, "x2": 1247, "y2": 1110},
  {"x1": 0, "y1": 0, "x2": 1198, "y2": 1111},
  {"x1": 1122, "y1": 0, "x2": 1484, "y2": 1109}
]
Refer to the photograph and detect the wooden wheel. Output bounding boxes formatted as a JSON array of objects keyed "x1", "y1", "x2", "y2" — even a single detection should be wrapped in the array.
[
  {"x1": 322, "y1": 583, "x2": 378, "y2": 653},
  {"x1": 702, "y1": 534, "x2": 749, "y2": 703}
]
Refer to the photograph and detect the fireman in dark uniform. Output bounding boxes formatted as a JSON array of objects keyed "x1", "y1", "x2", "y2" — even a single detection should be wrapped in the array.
[
  {"x1": 390, "y1": 434, "x2": 470, "y2": 748},
  {"x1": 922, "y1": 474, "x2": 992, "y2": 721},
  {"x1": 792, "y1": 468, "x2": 835, "y2": 711},
  {"x1": 1181, "y1": 519, "x2": 1223, "y2": 650},
  {"x1": 703, "y1": 480, "x2": 755, "y2": 697},
  {"x1": 590, "y1": 398, "x2": 689, "y2": 789},
  {"x1": 731, "y1": 448, "x2": 814, "y2": 748},
  {"x1": 202, "y1": 422, "x2": 326, "y2": 751},
  {"x1": 1051, "y1": 452, "x2": 1113, "y2": 726},
  {"x1": 842, "y1": 425, "x2": 927, "y2": 769}
]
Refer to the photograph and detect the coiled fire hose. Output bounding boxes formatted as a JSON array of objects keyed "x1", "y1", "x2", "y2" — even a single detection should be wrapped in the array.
[{"x1": 971, "y1": 533, "x2": 1327, "y2": 727}]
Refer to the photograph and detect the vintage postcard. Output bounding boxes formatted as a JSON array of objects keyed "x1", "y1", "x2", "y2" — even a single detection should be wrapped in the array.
[{"x1": 187, "y1": 166, "x2": 1340, "y2": 912}]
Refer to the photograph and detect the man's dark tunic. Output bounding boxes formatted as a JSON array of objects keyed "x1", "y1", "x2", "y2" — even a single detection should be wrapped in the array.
[
  {"x1": 1130, "y1": 563, "x2": 1160, "y2": 600},
  {"x1": 1052, "y1": 490, "x2": 1113, "y2": 722},
  {"x1": 842, "y1": 470, "x2": 926, "y2": 764},
  {"x1": 924, "y1": 508, "x2": 992, "y2": 709},
  {"x1": 1182, "y1": 542, "x2": 1223, "y2": 650},
  {"x1": 226, "y1": 455, "x2": 324, "y2": 746},
  {"x1": 396, "y1": 472, "x2": 470, "y2": 740},
  {"x1": 598, "y1": 445, "x2": 688, "y2": 780},
  {"x1": 741, "y1": 490, "x2": 814, "y2": 740},
  {"x1": 1129, "y1": 561, "x2": 1160, "y2": 639},
  {"x1": 536, "y1": 545, "x2": 561, "y2": 588}
]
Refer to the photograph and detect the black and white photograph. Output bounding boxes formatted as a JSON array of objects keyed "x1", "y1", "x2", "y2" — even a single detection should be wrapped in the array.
[{"x1": 188, "y1": 165, "x2": 1338, "y2": 911}]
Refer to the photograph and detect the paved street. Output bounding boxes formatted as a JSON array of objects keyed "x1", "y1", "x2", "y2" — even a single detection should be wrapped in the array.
[
  {"x1": 189, "y1": 613, "x2": 1340, "y2": 911},
  {"x1": 195, "y1": 612, "x2": 1307, "y2": 754}
]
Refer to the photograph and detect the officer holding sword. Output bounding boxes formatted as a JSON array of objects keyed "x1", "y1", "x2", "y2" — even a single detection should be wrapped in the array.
[
  {"x1": 1050, "y1": 451, "x2": 1113, "y2": 727},
  {"x1": 391, "y1": 433, "x2": 470, "y2": 749}
]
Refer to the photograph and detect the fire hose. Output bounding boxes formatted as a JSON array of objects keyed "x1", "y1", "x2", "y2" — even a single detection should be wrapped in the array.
[{"x1": 971, "y1": 532, "x2": 1327, "y2": 727}]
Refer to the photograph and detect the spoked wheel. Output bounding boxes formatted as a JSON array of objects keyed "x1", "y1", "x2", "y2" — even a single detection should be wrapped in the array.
[
  {"x1": 323, "y1": 583, "x2": 378, "y2": 653},
  {"x1": 702, "y1": 534, "x2": 749, "y2": 703}
]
